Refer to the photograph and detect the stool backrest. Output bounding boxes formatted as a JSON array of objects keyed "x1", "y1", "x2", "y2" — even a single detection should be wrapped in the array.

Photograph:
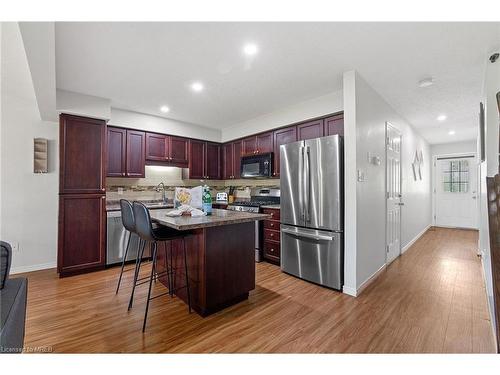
[
  {"x1": 120, "y1": 199, "x2": 136, "y2": 233},
  {"x1": 133, "y1": 201, "x2": 155, "y2": 241}
]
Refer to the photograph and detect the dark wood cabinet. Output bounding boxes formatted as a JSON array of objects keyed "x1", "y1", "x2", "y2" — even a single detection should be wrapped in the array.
[
  {"x1": 145, "y1": 132, "x2": 168, "y2": 161},
  {"x1": 58, "y1": 194, "x2": 106, "y2": 276},
  {"x1": 106, "y1": 127, "x2": 126, "y2": 177},
  {"x1": 242, "y1": 132, "x2": 273, "y2": 156},
  {"x1": 297, "y1": 119, "x2": 324, "y2": 140},
  {"x1": 222, "y1": 140, "x2": 242, "y2": 179},
  {"x1": 189, "y1": 140, "x2": 221, "y2": 180},
  {"x1": 324, "y1": 114, "x2": 344, "y2": 136},
  {"x1": 59, "y1": 114, "x2": 107, "y2": 277},
  {"x1": 107, "y1": 127, "x2": 145, "y2": 178},
  {"x1": 60, "y1": 114, "x2": 106, "y2": 194},
  {"x1": 145, "y1": 132, "x2": 188, "y2": 167},
  {"x1": 125, "y1": 130, "x2": 145, "y2": 178},
  {"x1": 188, "y1": 140, "x2": 206, "y2": 179},
  {"x1": 262, "y1": 208, "x2": 281, "y2": 265},
  {"x1": 273, "y1": 126, "x2": 297, "y2": 178},
  {"x1": 206, "y1": 142, "x2": 221, "y2": 179},
  {"x1": 170, "y1": 136, "x2": 189, "y2": 165}
]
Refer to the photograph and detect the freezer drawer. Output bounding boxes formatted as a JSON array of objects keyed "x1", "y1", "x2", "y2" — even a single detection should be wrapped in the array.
[{"x1": 280, "y1": 225, "x2": 343, "y2": 290}]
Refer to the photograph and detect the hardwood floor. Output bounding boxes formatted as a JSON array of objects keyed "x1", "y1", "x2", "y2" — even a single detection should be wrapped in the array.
[{"x1": 20, "y1": 227, "x2": 495, "y2": 353}]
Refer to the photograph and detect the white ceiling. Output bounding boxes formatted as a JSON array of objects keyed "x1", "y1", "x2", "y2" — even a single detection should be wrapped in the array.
[{"x1": 55, "y1": 22, "x2": 500, "y2": 144}]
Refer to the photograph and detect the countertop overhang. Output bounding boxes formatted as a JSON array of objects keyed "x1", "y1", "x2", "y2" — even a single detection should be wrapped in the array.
[{"x1": 149, "y1": 208, "x2": 270, "y2": 230}]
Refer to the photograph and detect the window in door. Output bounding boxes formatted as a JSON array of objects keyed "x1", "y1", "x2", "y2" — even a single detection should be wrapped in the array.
[{"x1": 442, "y1": 160, "x2": 469, "y2": 193}]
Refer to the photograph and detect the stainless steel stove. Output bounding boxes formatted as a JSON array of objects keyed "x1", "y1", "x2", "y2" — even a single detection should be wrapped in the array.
[{"x1": 227, "y1": 188, "x2": 280, "y2": 262}]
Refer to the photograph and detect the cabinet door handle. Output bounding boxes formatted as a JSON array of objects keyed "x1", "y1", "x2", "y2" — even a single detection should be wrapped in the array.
[{"x1": 270, "y1": 222, "x2": 274, "y2": 227}]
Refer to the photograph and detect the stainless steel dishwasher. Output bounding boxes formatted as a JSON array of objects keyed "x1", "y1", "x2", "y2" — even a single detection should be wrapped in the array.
[{"x1": 106, "y1": 210, "x2": 150, "y2": 266}]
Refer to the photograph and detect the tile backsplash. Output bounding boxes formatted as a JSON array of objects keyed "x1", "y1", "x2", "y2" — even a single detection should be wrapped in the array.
[{"x1": 106, "y1": 165, "x2": 279, "y2": 202}]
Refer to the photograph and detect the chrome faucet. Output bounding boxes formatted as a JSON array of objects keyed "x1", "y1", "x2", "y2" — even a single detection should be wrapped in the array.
[{"x1": 155, "y1": 182, "x2": 167, "y2": 204}]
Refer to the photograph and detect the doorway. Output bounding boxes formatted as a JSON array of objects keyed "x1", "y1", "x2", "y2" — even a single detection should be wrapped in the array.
[
  {"x1": 386, "y1": 122, "x2": 403, "y2": 263},
  {"x1": 433, "y1": 154, "x2": 478, "y2": 229}
]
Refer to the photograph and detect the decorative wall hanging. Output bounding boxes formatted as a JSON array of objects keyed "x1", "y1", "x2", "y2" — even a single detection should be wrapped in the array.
[{"x1": 412, "y1": 149, "x2": 424, "y2": 181}]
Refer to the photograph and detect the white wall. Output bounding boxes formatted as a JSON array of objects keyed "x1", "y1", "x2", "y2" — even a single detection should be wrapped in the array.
[
  {"x1": 431, "y1": 141, "x2": 477, "y2": 157},
  {"x1": 109, "y1": 108, "x2": 221, "y2": 143},
  {"x1": 478, "y1": 50, "x2": 500, "y2": 343},
  {"x1": 56, "y1": 89, "x2": 111, "y2": 121},
  {"x1": 1, "y1": 23, "x2": 59, "y2": 273},
  {"x1": 221, "y1": 90, "x2": 343, "y2": 142},
  {"x1": 343, "y1": 70, "x2": 432, "y2": 295}
]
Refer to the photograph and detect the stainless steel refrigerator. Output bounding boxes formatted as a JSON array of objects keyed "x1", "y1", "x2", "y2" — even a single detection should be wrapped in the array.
[{"x1": 280, "y1": 135, "x2": 343, "y2": 290}]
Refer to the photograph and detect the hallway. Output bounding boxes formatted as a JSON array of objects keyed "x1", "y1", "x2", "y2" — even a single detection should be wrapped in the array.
[{"x1": 21, "y1": 227, "x2": 495, "y2": 353}]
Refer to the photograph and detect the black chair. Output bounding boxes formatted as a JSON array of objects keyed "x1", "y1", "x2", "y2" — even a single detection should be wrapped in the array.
[
  {"x1": 115, "y1": 199, "x2": 145, "y2": 295},
  {"x1": 132, "y1": 201, "x2": 192, "y2": 332}
]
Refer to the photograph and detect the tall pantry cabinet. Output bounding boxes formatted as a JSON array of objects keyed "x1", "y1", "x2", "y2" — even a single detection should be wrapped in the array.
[{"x1": 58, "y1": 114, "x2": 106, "y2": 277}]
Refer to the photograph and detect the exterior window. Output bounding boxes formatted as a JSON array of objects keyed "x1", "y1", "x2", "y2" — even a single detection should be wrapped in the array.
[{"x1": 442, "y1": 160, "x2": 469, "y2": 193}]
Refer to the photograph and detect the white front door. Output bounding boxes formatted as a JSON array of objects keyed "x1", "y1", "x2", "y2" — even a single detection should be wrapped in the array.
[
  {"x1": 435, "y1": 156, "x2": 478, "y2": 229},
  {"x1": 386, "y1": 123, "x2": 402, "y2": 263}
]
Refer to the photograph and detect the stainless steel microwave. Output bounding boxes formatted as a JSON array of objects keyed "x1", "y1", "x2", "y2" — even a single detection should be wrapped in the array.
[{"x1": 240, "y1": 153, "x2": 273, "y2": 178}]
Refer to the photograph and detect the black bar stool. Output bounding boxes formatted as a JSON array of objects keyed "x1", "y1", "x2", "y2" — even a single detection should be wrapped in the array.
[
  {"x1": 115, "y1": 199, "x2": 144, "y2": 294},
  {"x1": 132, "y1": 201, "x2": 192, "y2": 332}
]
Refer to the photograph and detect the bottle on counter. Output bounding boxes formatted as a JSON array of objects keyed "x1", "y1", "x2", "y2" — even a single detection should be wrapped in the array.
[{"x1": 202, "y1": 185, "x2": 212, "y2": 216}]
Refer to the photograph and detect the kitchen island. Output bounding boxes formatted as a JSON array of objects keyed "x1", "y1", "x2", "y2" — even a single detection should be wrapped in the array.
[{"x1": 149, "y1": 209, "x2": 269, "y2": 316}]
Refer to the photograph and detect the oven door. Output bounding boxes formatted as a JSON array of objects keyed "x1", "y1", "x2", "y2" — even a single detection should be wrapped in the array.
[{"x1": 240, "y1": 153, "x2": 272, "y2": 178}]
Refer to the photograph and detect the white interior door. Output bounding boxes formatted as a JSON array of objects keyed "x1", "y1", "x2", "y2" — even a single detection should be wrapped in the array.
[
  {"x1": 386, "y1": 123, "x2": 402, "y2": 263},
  {"x1": 435, "y1": 156, "x2": 478, "y2": 229}
]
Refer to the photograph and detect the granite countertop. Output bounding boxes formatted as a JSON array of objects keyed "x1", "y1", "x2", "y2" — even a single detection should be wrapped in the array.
[
  {"x1": 260, "y1": 204, "x2": 280, "y2": 209},
  {"x1": 106, "y1": 200, "x2": 174, "y2": 212},
  {"x1": 149, "y1": 208, "x2": 270, "y2": 231}
]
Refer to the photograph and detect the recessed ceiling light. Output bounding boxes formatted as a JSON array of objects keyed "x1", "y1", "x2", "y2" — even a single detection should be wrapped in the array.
[
  {"x1": 448, "y1": 130, "x2": 456, "y2": 135},
  {"x1": 418, "y1": 77, "x2": 434, "y2": 88},
  {"x1": 243, "y1": 43, "x2": 258, "y2": 56},
  {"x1": 160, "y1": 105, "x2": 170, "y2": 113},
  {"x1": 437, "y1": 115, "x2": 447, "y2": 121},
  {"x1": 191, "y1": 82, "x2": 204, "y2": 92}
]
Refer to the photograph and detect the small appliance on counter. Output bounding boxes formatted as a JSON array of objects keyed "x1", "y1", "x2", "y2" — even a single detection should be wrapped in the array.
[
  {"x1": 215, "y1": 192, "x2": 228, "y2": 204},
  {"x1": 227, "y1": 188, "x2": 280, "y2": 262}
]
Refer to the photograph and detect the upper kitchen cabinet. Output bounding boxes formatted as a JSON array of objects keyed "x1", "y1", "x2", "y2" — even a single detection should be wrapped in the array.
[
  {"x1": 206, "y1": 142, "x2": 221, "y2": 179},
  {"x1": 324, "y1": 113, "x2": 344, "y2": 136},
  {"x1": 188, "y1": 140, "x2": 221, "y2": 180},
  {"x1": 107, "y1": 126, "x2": 145, "y2": 178},
  {"x1": 222, "y1": 140, "x2": 242, "y2": 179},
  {"x1": 145, "y1": 132, "x2": 189, "y2": 166},
  {"x1": 126, "y1": 130, "x2": 146, "y2": 177},
  {"x1": 145, "y1": 132, "x2": 168, "y2": 161},
  {"x1": 273, "y1": 125, "x2": 297, "y2": 177},
  {"x1": 188, "y1": 140, "x2": 206, "y2": 179},
  {"x1": 242, "y1": 132, "x2": 273, "y2": 156},
  {"x1": 60, "y1": 114, "x2": 106, "y2": 194},
  {"x1": 169, "y1": 136, "x2": 189, "y2": 165},
  {"x1": 106, "y1": 127, "x2": 127, "y2": 177},
  {"x1": 297, "y1": 119, "x2": 324, "y2": 140}
]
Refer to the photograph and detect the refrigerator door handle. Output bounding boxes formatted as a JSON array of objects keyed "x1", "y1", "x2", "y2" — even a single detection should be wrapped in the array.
[
  {"x1": 304, "y1": 145, "x2": 311, "y2": 222},
  {"x1": 281, "y1": 227, "x2": 334, "y2": 241},
  {"x1": 300, "y1": 145, "x2": 305, "y2": 222}
]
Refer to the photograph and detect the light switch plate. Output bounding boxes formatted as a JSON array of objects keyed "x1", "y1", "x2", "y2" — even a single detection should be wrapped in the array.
[{"x1": 117, "y1": 187, "x2": 124, "y2": 195}]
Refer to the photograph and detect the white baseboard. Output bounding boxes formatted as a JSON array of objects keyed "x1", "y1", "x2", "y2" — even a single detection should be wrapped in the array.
[
  {"x1": 342, "y1": 285, "x2": 357, "y2": 297},
  {"x1": 343, "y1": 263, "x2": 387, "y2": 297},
  {"x1": 10, "y1": 262, "x2": 56, "y2": 275},
  {"x1": 401, "y1": 224, "x2": 431, "y2": 254},
  {"x1": 357, "y1": 263, "x2": 387, "y2": 296}
]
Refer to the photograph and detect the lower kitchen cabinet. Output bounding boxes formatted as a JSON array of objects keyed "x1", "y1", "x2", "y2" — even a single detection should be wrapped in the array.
[
  {"x1": 58, "y1": 194, "x2": 106, "y2": 277},
  {"x1": 262, "y1": 208, "x2": 281, "y2": 265}
]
